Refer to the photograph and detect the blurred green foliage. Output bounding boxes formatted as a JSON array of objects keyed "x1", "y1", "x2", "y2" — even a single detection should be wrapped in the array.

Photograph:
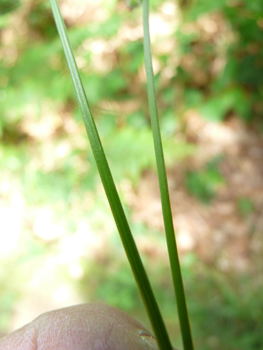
[
  {"x1": 182, "y1": 255, "x2": 263, "y2": 350},
  {"x1": 0, "y1": 0, "x2": 21, "y2": 16},
  {"x1": 237, "y1": 197, "x2": 255, "y2": 218},
  {"x1": 186, "y1": 156, "x2": 224, "y2": 203},
  {"x1": 178, "y1": 0, "x2": 263, "y2": 121},
  {"x1": 0, "y1": 0, "x2": 262, "y2": 348}
]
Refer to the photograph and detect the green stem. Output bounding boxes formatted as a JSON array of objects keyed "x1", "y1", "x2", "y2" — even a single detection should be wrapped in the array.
[
  {"x1": 49, "y1": 1, "x2": 173, "y2": 349},
  {"x1": 142, "y1": 0, "x2": 194, "y2": 349}
]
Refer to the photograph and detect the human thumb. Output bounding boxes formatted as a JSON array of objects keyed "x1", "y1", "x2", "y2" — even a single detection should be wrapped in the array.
[{"x1": 0, "y1": 303, "x2": 175, "y2": 350}]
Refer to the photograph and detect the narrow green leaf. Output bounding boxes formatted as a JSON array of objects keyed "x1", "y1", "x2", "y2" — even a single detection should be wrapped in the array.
[
  {"x1": 49, "y1": 1, "x2": 173, "y2": 349},
  {"x1": 142, "y1": 0, "x2": 194, "y2": 349}
]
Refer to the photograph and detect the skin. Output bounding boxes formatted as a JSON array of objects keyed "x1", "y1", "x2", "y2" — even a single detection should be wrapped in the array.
[{"x1": 0, "y1": 303, "x2": 166, "y2": 350}]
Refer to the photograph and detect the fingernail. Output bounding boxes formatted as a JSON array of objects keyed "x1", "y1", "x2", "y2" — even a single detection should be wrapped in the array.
[{"x1": 138, "y1": 330, "x2": 159, "y2": 349}]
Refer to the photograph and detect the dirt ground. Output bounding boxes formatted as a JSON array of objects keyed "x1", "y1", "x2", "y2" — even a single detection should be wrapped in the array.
[{"x1": 129, "y1": 112, "x2": 263, "y2": 272}]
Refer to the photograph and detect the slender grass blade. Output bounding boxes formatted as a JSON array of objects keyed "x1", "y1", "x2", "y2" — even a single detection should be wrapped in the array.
[
  {"x1": 49, "y1": 1, "x2": 174, "y2": 349},
  {"x1": 142, "y1": 0, "x2": 194, "y2": 349}
]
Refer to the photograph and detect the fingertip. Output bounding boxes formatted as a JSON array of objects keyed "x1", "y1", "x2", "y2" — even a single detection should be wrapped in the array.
[
  {"x1": 0, "y1": 304, "x2": 177, "y2": 350},
  {"x1": 0, "y1": 323, "x2": 36, "y2": 350}
]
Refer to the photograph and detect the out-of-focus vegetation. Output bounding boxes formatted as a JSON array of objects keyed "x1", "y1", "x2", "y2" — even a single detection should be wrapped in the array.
[{"x1": 0, "y1": 0, "x2": 263, "y2": 349}]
